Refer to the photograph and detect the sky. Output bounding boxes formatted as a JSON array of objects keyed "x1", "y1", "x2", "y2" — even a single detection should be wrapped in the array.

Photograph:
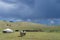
[{"x1": 0, "y1": 0, "x2": 60, "y2": 25}]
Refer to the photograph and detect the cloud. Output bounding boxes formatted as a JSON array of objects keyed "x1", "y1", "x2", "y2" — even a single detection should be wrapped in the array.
[
  {"x1": 0, "y1": 0, "x2": 60, "y2": 21},
  {"x1": 26, "y1": 19, "x2": 31, "y2": 22},
  {"x1": 15, "y1": 19, "x2": 23, "y2": 22},
  {"x1": 17, "y1": 3, "x2": 33, "y2": 17},
  {"x1": 2, "y1": 18, "x2": 23, "y2": 22},
  {"x1": 0, "y1": 0, "x2": 34, "y2": 19},
  {"x1": 50, "y1": 20, "x2": 55, "y2": 24},
  {"x1": 0, "y1": 0, "x2": 17, "y2": 13}
]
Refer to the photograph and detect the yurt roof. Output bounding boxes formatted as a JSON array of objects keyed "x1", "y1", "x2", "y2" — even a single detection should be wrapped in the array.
[{"x1": 4, "y1": 28, "x2": 13, "y2": 31}]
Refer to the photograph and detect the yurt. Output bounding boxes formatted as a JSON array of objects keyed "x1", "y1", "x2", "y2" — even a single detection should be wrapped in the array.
[{"x1": 3, "y1": 28, "x2": 13, "y2": 33}]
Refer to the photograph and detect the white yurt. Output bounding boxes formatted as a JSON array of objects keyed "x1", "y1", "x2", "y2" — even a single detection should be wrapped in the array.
[{"x1": 3, "y1": 28, "x2": 13, "y2": 33}]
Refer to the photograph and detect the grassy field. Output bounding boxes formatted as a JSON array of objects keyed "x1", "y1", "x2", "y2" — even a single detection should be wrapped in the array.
[
  {"x1": 0, "y1": 20, "x2": 60, "y2": 40},
  {"x1": 0, "y1": 20, "x2": 60, "y2": 32},
  {"x1": 0, "y1": 20, "x2": 46, "y2": 32},
  {"x1": 0, "y1": 32, "x2": 60, "y2": 40}
]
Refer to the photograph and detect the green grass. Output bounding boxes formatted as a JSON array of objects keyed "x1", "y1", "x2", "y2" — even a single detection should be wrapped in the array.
[
  {"x1": 0, "y1": 20, "x2": 60, "y2": 40},
  {"x1": 0, "y1": 20, "x2": 60, "y2": 31},
  {"x1": 0, "y1": 32, "x2": 60, "y2": 40},
  {"x1": 0, "y1": 21, "x2": 46, "y2": 31}
]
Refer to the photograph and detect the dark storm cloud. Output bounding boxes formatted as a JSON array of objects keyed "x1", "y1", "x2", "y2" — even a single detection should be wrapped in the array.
[
  {"x1": 0, "y1": 0, "x2": 60, "y2": 20},
  {"x1": 34, "y1": 0, "x2": 60, "y2": 18}
]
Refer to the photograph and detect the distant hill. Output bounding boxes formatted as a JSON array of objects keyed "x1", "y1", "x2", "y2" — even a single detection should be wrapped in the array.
[
  {"x1": 0, "y1": 20, "x2": 46, "y2": 30},
  {"x1": 0, "y1": 20, "x2": 60, "y2": 32}
]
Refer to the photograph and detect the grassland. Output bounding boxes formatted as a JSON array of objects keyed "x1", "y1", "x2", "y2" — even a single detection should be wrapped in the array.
[
  {"x1": 0, "y1": 32, "x2": 60, "y2": 40},
  {"x1": 0, "y1": 20, "x2": 46, "y2": 31},
  {"x1": 0, "y1": 20, "x2": 60, "y2": 31},
  {"x1": 0, "y1": 20, "x2": 60, "y2": 40}
]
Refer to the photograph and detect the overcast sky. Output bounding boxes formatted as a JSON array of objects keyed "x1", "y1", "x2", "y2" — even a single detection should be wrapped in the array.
[
  {"x1": 0, "y1": 0, "x2": 60, "y2": 19},
  {"x1": 0, "y1": 0, "x2": 60, "y2": 25}
]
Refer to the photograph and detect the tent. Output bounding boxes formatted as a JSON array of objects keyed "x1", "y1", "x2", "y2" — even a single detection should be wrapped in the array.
[{"x1": 3, "y1": 28, "x2": 13, "y2": 33}]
